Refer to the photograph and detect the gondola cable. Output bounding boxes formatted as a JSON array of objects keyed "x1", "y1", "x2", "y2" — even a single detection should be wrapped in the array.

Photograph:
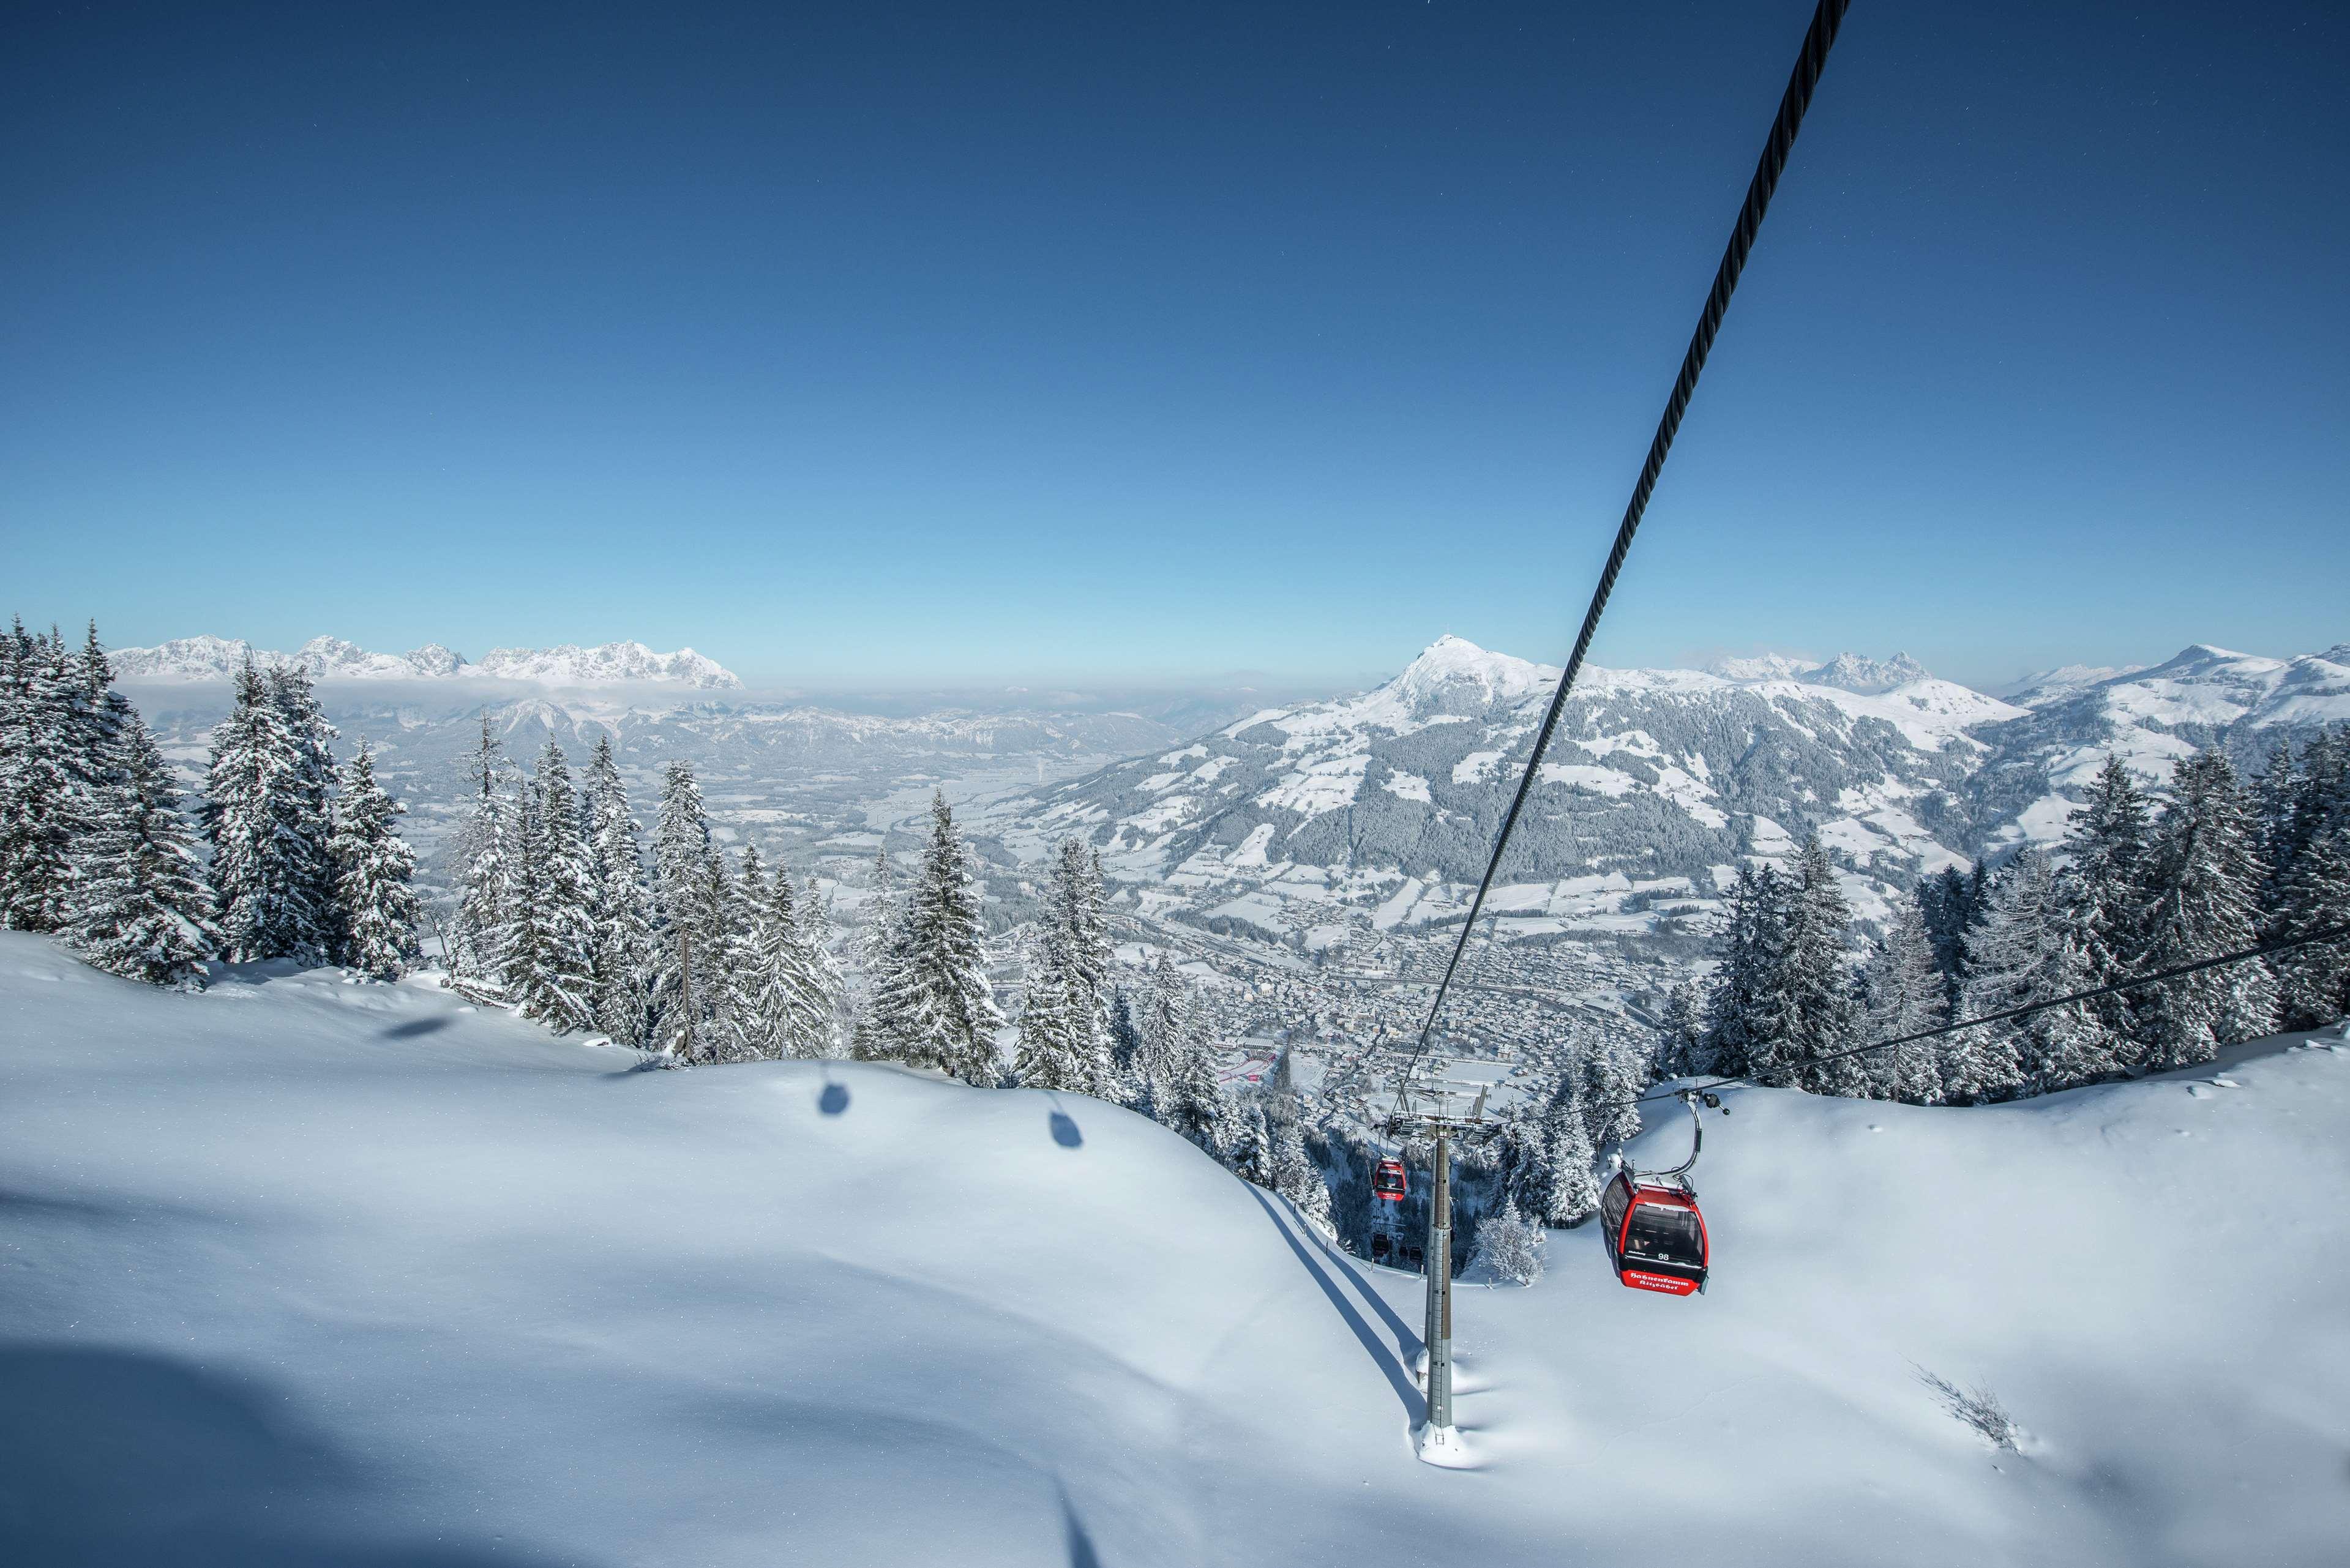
[{"x1": 1390, "y1": 0, "x2": 1854, "y2": 1088}]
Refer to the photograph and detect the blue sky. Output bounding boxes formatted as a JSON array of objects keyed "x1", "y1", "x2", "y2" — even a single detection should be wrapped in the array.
[{"x1": 4, "y1": 1, "x2": 2344, "y2": 693}]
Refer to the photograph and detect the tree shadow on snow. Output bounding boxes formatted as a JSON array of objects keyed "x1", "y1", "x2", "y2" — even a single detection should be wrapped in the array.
[
  {"x1": 1243, "y1": 1187, "x2": 1424, "y2": 1424},
  {"x1": 378, "y1": 1016, "x2": 453, "y2": 1039},
  {"x1": 0, "y1": 1342, "x2": 591, "y2": 1567}
]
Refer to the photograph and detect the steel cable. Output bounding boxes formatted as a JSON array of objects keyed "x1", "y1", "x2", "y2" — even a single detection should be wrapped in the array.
[{"x1": 1402, "y1": 0, "x2": 1854, "y2": 1076}]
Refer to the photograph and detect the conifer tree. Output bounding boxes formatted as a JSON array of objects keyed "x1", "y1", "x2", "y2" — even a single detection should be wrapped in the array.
[
  {"x1": 449, "y1": 716, "x2": 517, "y2": 984},
  {"x1": 1106, "y1": 987, "x2": 1142, "y2": 1081},
  {"x1": 1131, "y1": 953, "x2": 1193, "y2": 1097},
  {"x1": 746, "y1": 867, "x2": 833, "y2": 1059},
  {"x1": 326, "y1": 740, "x2": 421, "y2": 980},
  {"x1": 2059, "y1": 755, "x2": 2154, "y2": 1041},
  {"x1": 204, "y1": 657, "x2": 318, "y2": 961},
  {"x1": 850, "y1": 848, "x2": 908, "y2": 1061},
  {"x1": 1915, "y1": 864, "x2": 1980, "y2": 1010},
  {"x1": 1012, "y1": 943, "x2": 1093, "y2": 1091},
  {"x1": 1855, "y1": 894, "x2": 1948, "y2": 1101},
  {"x1": 1652, "y1": 980, "x2": 1707, "y2": 1079},
  {"x1": 264, "y1": 664, "x2": 339, "y2": 957},
  {"x1": 2136, "y1": 749, "x2": 2275, "y2": 1069},
  {"x1": 649, "y1": 760, "x2": 716, "y2": 1059},
  {"x1": 1268, "y1": 1091, "x2": 1333, "y2": 1230},
  {"x1": 1525, "y1": 1073, "x2": 1599, "y2": 1227},
  {"x1": 1230, "y1": 1098, "x2": 1274, "y2": 1185},
  {"x1": 2270, "y1": 730, "x2": 2350, "y2": 1029},
  {"x1": 1161, "y1": 1024, "x2": 1231, "y2": 1157},
  {"x1": 795, "y1": 877, "x2": 847, "y2": 1055},
  {"x1": 2, "y1": 627, "x2": 85, "y2": 930},
  {"x1": 513, "y1": 741, "x2": 597, "y2": 1032},
  {"x1": 1698, "y1": 862, "x2": 1785, "y2": 1079},
  {"x1": 1967, "y1": 850, "x2": 2118, "y2": 1096},
  {"x1": 582, "y1": 734, "x2": 653, "y2": 1045},
  {"x1": 1576, "y1": 1035, "x2": 1645, "y2": 1151},
  {"x1": 1751, "y1": 837, "x2": 1858, "y2": 1091},
  {"x1": 61, "y1": 717, "x2": 219, "y2": 988},
  {"x1": 872, "y1": 793, "x2": 1003, "y2": 1083}
]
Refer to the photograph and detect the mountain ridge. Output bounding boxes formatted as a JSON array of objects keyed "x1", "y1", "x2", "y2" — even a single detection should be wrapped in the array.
[{"x1": 112, "y1": 634, "x2": 741, "y2": 689}]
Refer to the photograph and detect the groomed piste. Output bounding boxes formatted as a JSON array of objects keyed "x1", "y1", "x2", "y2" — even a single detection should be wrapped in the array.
[{"x1": 3, "y1": 931, "x2": 2346, "y2": 1566}]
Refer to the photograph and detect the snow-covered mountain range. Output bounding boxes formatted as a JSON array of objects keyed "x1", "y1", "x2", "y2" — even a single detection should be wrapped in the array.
[
  {"x1": 995, "y1": 635, "x2": 2350, "y2": 943},
  {"x1": 112, "y1": 635, "x2": 743, "y2": 689}
]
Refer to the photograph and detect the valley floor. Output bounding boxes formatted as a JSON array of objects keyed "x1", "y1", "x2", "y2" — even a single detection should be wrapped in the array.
[{"x1": 2, "y1": 931, "x2": 2345, "y2": 1566}]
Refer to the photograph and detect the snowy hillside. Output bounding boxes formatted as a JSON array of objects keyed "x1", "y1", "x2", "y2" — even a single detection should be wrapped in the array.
[
  {"x1": 4, "y1": 934, "x2": 2346, "y2": 1565},
  {"x1": 1001, "y1": 636, "x2": 2023, "y2": 938},
  {"x1": 1968, "y1": 643, "x2": 2350, "y2": 851},
  {"x1": 111, "y1": 634, "x2": 743, "y2": 689},
  {"x1": 994, "y1": 635, "x2": 2348, "y2": 947}
]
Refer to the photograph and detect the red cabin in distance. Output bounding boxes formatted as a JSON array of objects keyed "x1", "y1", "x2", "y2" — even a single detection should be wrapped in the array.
[
  {"x1": 1372, "y1": 1159, "x2": 1407, "y2": 1202},
  {"x1": 1600, "y1": 1168, "x2": 1708, "y2": 1296}
]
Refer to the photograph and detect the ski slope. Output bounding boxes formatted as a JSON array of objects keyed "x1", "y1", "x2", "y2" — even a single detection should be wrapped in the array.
[{"x1": 3, "y1": 931, "x2": 2346, "y2": 1566}]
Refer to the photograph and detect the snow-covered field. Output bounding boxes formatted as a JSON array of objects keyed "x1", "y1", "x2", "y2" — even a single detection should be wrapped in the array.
[{"x1": 4, "y1": 931, "x2": 2346, "y2": 1566}]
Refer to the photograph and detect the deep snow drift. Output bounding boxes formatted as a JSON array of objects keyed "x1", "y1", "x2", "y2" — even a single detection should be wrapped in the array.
[{"x1": 3, "y1": 933, "x2": 2346, "y2": 1566}]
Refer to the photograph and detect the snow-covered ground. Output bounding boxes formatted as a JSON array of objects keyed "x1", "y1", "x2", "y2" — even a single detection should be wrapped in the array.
[{"x1": 4, "y1": 932, "x2": 2346, "y2": 1566}]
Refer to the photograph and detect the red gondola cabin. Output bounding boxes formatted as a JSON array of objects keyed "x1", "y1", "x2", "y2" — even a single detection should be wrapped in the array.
[
  {"x1": 1373, "y1": 1159, "x2": 1407, "y2": 1202},
  {"x1": 1600, "y1": 1168, "x2": 1708, "y2": 1296}
]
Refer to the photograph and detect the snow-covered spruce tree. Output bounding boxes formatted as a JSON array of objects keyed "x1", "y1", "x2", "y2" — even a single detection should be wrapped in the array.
[
  {"x1": 1964, "y1": 850, "x2": 2119, "y2": 1098},
  {"x1": 1230, "y1": 1098, "x2": 1274, "y2": 1185},
  {"x1": 1106, "y1": 987, "x2": 1142, "y2": 1081},
  {"x1": 264, "y1": 663, "x2": 340, "y2": 957},
  {"x1": 746, "y1": 867, "x2": 832, "y2": 1060},
  {"x1": 1471, "y1": 1200, "x2": 1546, "y2": 1286},
  {"x1": 511, "y1": 741, "x2": 597, "y2": 1032},
  {"x1": 61, "y1": 716, "x2": 220, "y2": 987},
  {"x1": 500, "y1": 778, "x2": 545, "y2": 999},
  {"x1": 1752, "y1": 836, "x2": 1860, "y2": 1092},
  {"x1": 1652, "y1": 979, "x2": 1708, "y2": 1078},
  {"x1": 1576, "y1": 1034, "x2": 1645, "y2": 1152},
  {"x1": 582, "y1": 734, "x2": 652, "y2": 1046},
  {"x1": 1012, "y1": 942, "x2": 1093, "y2": 1091},
  {"x1": 1945, "y1": 855, "x2": 2036, "y2": 1102},
  {"x1": 448, "y1": 716, "x2": 517, "y2": 984},
  {"x1": 2135, "y1": 749, "x2": 2277, "y2": 1070},
  {"x1": 848, "y1": 848, "x2": 908, "y2": 1061},
  {"x1": 1, "y1": 625, "x2": 86, "y2": 930},
  {"x1": 1908, "y1": 865, "x2": 1983, "y2": 1010},
  {"x1": 795, "y1": 876, "x2": 847, "y2": 1055},
  {"x1": 1698, "y1": 862, "x2": 1784, "y2": 1080},
  {"x1": 1131, "y1": 952, "x2": 1194, "y2": 1100},
  {"x1": 1527, "y1": 1073, "x2": 1600, "y2": 1228},
  {"x1": 1161, "y1": 1029, "x2": 1232, "y2": 1159},
  {"x1": 719, "y1": 843, "x2": 773, "y2": 1061},
  {"x1": 1491, "y1": 1102, "x2": 1548, "y2": 1217},
  {"x1": 2270, "y1": 729, "x2": 2350, "y2": 1029},
  {"x1": 1046, "y1": 838, "x2": 1118, "y2": 1091},
  {"x1": 1011, "y1": 843, "x2": 1117, "y2": 1096},
  {"x1": 0, "y1": 622, "x2": 44, "y2": 927},
  {"x1": 647, "y1": 760, "x2": 716, "y2": 1059},
  {"x1": 1854, "y1": 893, "x2": 1949, "y2": 1102},
  {"x1": 326, "y1": 740, "x2": 421, "y2": 980},
  {"x1": 2058, "y1": 755, "x2": 2154, "y2": 1042},
  {"x1": 687, "y1": 843, "x2": 752, "y2": 1062},
  {"x1": 1268, "y1": 1091, "x2": 1334, "y2": 1231},
  {"x1": 204, "y1": 657, "x2": 320, "y2": 961},
  {"x1": 872, "y1": 793, "x2": 1003, "y2": 1084}
]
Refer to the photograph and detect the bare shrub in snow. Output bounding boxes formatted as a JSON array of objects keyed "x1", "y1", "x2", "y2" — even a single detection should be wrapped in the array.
[
  {"x1": 1914, "y1": 1366, "x2": 2019, "y2": 1451},
  {"x1": 1471, "y1": 1201, "x2": 1546, "y2": 1286}
]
